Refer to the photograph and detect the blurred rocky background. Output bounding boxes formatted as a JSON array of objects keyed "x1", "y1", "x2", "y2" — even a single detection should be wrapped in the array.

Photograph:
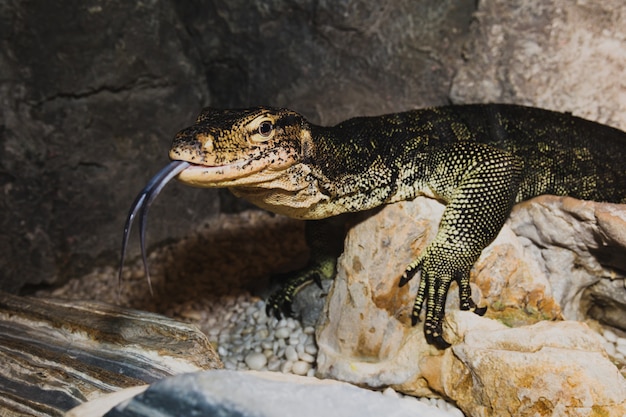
[{"x1": 1, "y1": 0, "x2": 624, "y2": 293}]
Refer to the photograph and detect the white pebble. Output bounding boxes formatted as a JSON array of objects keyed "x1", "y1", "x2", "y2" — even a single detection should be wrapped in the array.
[
  {"x1": 255, "y1": 328, "x2": 269, "y2": 339},
  {"x1": 298, "y1": 352, "x2": 316, "y2": 363},
  {"x1": 382, "y1": 387, "x2": 401, "y2": 398},
  {"x1": 304, "y1": 344, "x2": 318, "y2": 355},
  {"x1": 267, "y1": 358, "x2": 281, "y2": 372},
  {"x1": 275, "y1": 327, "x2": 291, "y2": 339},
  {"x1": 447, "y1": 407, "x2": 466, "y2": 417},
  {"x1": 244, "y1": 352, "x2": 267, "y2": 370},
  {"x1": 285, "y1": 345, "x2": 299, "y2": 362},
  {"x1": 616, "y1": 343, "x2": 626, "y2": 358},
  {"x1": 603, "y1": 329, "x2": 618, "y2": 343},
  {"x1": 291, "y1": 360, "x2": 311, "y2": 375},
  {"x1": 604, "y1": 341, "x2": 616, "y2": 357},
  {"x1": 276, "y1": 347, "x2": 285, "y2": 358},
  {"x1": 281, "y1": 361, "x2": 293, "y2": 373}
]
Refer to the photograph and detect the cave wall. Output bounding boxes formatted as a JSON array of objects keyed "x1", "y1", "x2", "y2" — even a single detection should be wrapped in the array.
[{"x1": 0, "y1": 0, "x2": 474, "y2": 292}]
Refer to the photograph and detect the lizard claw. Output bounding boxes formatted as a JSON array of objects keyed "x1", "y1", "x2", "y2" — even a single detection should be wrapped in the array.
[
  {"x1": 399, "y1": 259, "x2": 422, "y2": 287},
  {"x1": 417, "y1": 307, "x2": 452, "y2": 349},
  {"x1": 266, "y1": 292, "x2": 294, "y2": 319},
  {"x1": 265, "y1": 270, "x2": 321, "y2": 319},
  {"x1": 403, "y1": 245, "x2": 484, "y2": 349}
]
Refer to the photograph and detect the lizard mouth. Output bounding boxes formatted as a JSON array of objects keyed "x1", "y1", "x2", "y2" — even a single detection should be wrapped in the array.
[
  {"x1": 174, "y1": 157, "x2": 268, "y2": 185},
  {"x1": 119, "y1": 152, "x2": 296, "y2": 291},
  {"x1": 118, "y1": 160, "x2": 190, "y2": 292}
]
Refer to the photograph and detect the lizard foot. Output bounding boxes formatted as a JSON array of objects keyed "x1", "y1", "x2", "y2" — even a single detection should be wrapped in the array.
[
  {"x1": 400, "y1": 245, "x2": 484, "y2": 349},
  {"x1": 265, "y1": 271, "x2": 322, "y2": 319}
]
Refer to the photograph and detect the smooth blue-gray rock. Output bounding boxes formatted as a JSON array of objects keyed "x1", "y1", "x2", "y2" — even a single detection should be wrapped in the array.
[{"x1": 93, "y1": 371, "x2": 459, "y2": 417}]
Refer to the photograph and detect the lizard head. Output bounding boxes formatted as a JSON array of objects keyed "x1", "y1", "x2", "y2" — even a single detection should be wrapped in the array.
[
  {"x1": 169, "y1": 107, "x2": 310, "y2": 187},
  {"x1": 119, "y1": 107, "x2": 319, "y2": 290}
]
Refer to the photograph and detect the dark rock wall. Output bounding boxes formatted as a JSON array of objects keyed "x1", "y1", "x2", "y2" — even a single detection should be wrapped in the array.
[{"x1": 0, "y1": 1, "x2": 474, "y2": 292}]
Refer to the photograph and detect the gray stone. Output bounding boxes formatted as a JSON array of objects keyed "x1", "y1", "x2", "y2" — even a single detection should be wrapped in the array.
[
  {"x1": 0, "y1": 0, "x2": 214, "y2": 291},
  {"x1": 68, "y1": 370, "x2": 460, "y2": 417}
]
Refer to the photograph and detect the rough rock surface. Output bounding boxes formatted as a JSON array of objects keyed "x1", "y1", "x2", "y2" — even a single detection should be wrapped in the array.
[
  {"x1": 451, "y1": 0, "x2": 626, "y2": 131},
  {"x1": 0, "y1": 0, "x2": 214, "y2": 291},
  {"x1": 0, "y1": 292, "x2": 221, "y2": 416},
  {"x1": 431, "y1": 312, "x2": 626, "y2": 417},
  {"x1": 509, "y1": 197, "x2": 626, "y2": 324},
  {"x1": 316, "y1": 196, "x2": 626, "y2": 415},
  {"x1": 68, "y1": 370, "x2": 459, "y2": 417}
]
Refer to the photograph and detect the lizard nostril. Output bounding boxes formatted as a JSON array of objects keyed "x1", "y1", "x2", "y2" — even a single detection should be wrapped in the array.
[{"x1": 200, "y1": 134, "x2": 215, "y2": 152}]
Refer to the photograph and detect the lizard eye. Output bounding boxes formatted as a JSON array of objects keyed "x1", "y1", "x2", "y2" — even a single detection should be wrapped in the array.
[
  {"x1": 250, "y1": 117, "x2": 276, "y2": 143},
  {"x1": 258, "y1": 121, "x2": 274, "y2": 137}
]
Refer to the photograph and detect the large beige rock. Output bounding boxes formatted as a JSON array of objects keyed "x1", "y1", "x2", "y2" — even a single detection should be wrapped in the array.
[
  {"x1": 430, "y1": 312, "x2": 626, "y2": 417},
  {"x1": 315, "y1": 196, "x2": 626, "y2": 415}
]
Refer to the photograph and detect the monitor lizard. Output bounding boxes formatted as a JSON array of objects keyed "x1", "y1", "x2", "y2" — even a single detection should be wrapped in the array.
[{"x1": 119, "y1": 103, "x2": 626, "y2": 349}]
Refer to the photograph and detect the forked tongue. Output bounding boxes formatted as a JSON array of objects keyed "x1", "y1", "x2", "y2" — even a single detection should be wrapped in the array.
[{"x1": 118, "y1": 160, "x2": 190, "y2": 295}]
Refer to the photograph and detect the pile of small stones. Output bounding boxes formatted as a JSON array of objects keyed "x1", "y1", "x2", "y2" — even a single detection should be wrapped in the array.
[
  {"x1": 205, "y1": 297, "x2": 318, "y2": 376},
  {"x1": 197, "y1": 291, "x2": 465, "y2": 416},
  {"x1": 601, "y1": 328, "x2": 626, "y2": 366}
]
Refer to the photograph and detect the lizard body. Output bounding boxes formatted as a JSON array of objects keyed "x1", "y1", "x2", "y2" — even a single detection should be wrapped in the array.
[{"x1": 123, "y1": 103, "x2": 626, "y2": 348}]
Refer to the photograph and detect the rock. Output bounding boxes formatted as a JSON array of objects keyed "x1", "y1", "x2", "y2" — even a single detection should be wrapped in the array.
[
  {"x1": 451, "y1": 0, "x2": 626, "y2": 131},
  {"x1": 315, "y1": 196, "x2": 626, "y2": 413},
  {"x1": 244, "y1": 352, "x2": 268, "y2": 370},
  {"x1": 316, "y1": 198, "x2": 447, "y2": 396},
  {"x1": 509, "y1": 197, "x2": 626, "y2": 324},
  {"x1": 428, "y1": 311, "x2": 626, "y2": 417},
  {"x1": 316, "y1": 197, "x2": 563, "y2": 389},
  {"x1": 177, "y1": 1, "x2": 474, "y2": 124},
  {"x1": 0, "y1": 292, "x2": 221, "y2": 416},
  {"x1": 0, "y1": 0, "x2": 216, "y2": 291},
  {"x1": 67, "y1": 370, "x2": 460, "y2": 417}
]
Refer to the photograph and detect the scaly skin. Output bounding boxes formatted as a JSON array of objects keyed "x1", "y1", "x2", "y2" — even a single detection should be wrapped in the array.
[{"x1": 159, "y1": 104, "x2": 626, "y2": 348}]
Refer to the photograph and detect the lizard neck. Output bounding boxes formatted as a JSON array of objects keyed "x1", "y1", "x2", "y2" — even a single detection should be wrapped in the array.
[
  {"x1": 254, "y1": 120, "x2": 434, "y2": 218},
  {"x1": 225, "y1": 110, "x2": 457, "y2": 218}
]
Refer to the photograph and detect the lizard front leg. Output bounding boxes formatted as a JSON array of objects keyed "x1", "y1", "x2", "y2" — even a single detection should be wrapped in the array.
[
  {"x1": 266, "y1": 216, "x2": 346, "y2": 318},
  {"x1": 400, "y1": 143, "x2": 523, "y2": 348}
]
